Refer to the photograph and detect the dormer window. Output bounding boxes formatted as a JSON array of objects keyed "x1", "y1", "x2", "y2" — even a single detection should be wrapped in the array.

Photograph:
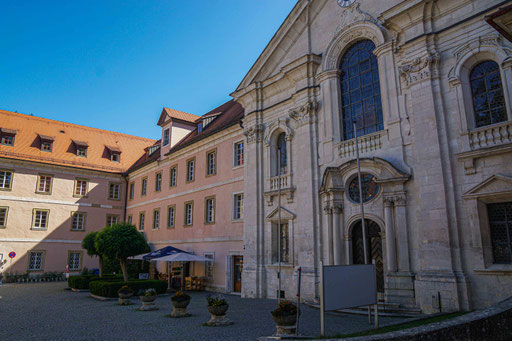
[
  {"x1": 201, "y1": 113, "x2": 220, "y2": 131},
  {"x1": 73, "y1": 140, "x2": 88, "y2": 158},
  {"x1": 1, "y1": 128, "x2": 17, "y2": 146},
  {"x1": 38, "y1": 135, "x2": 54, "y2": 153},
  {"x1": 106, "y1": 146, "x2": 121, "y2": 162},
  {"x1": 162, "y1": 128, "x2": 170, "y2": 146}
]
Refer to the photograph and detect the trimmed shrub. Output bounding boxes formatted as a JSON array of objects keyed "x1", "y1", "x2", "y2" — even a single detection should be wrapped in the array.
[
  {"x1": 68, "y1": 274, "x2": 123, "y2": 290},
  {"x1": 89, "y1": 280, "x2": 167, "y2": 298}
]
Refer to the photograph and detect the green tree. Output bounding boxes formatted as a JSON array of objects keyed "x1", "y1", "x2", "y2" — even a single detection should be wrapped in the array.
[
  {"x1": 95, "y1": 223, "x2": 149, "y2": 281},
  {"x1": 81, "y1": 231, "x2": 104, "y2": 277}
]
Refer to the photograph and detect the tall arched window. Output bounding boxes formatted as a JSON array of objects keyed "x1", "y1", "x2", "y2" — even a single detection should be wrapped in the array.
[
  {"x1": 340, "y1": 40, "x2": 383, "y2": 140},
  {"x1": 470, "y1": 60, "x2": 507, "y2": 128},
  {"x1": 276, "y1": 132, "x2": 287, "y2": 176}
]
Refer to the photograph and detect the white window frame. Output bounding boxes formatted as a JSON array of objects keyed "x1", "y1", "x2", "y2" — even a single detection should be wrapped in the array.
[
  {"x1": 28, "y1": 251, "x2": 44, "y2": 271},
  {"x1": 0, "y1": 170, "x2": 13, "y2": 190},
  {"x1": 141, "y1": 178, "x2": 148, "y2": 196},
  {"x1": 233, "y1": 192, "x2": 244, "y2": 221},
  {"x1": 163, "y1": 128, "x2": 170, "y2": 146},
  {"x1": 106, "y1": 214, "x2": 119, "y2": 227},
  {"x1": 184, "y1": 201, "x2": 193, "y2": 226},
  {"x1": 170, "y1": 166, "x2": 177, "y2": 187},
  {"x1": 32, "y1": 209, "x2": 49, "y2": 230},
  {"x1": 155, "y1": 172, "x2": 162, "y2": 192},
  {"x1": 233, "y1": 141, "x2": 244, "y2": 168},
  {"x1": 109, "y1": 182, "x2": 121, "y2": 200},
  {"x1": 71, "y1": 212, "x2": 86, "y2": 231},
  {"x1": 74, "y1": 178, "x2": 88, "y2": 197},
  {"x1": 41, "y1": 141, "x2": 53, "y2": 152},
  {"x1": 186, "y1": 159, "x2": 195, "y2": 182},
  {"x1": 36, "y1": 174, "x2": 53, "y2": 194},
  {"x1": 204, "y1": 252, "x2": 215, "y2": 279},
  {"x1": 139, "y1": 212, "x2": 145, "y2": 231},
  {"x1": 206, "y1": 149, "x2": 216, "y2": 176},
  {"x1": 205, "y1": 196, "x2": 215, "y2": 224},
  {"x1": 153, "y1": 209, "x2": 160, "y2": 230},
  {"x1": 0, "y1": 206, "x2": 8, "y2": 228},
  {"x1": 168, "y1": 205, "x2": 175, "y2": 228},
  {"x1": 68, "y1": 251, "x2": 82, "y2": 271}
]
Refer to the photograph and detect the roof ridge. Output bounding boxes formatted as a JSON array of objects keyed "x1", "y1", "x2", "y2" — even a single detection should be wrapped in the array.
[{"x1": 0, "y1": 109, "x2": 156, "y2": 142}]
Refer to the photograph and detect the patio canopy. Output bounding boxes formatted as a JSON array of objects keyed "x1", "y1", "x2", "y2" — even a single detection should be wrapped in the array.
[{"x1": 130, "y1": 246, "x2": 189, "y2": 261}]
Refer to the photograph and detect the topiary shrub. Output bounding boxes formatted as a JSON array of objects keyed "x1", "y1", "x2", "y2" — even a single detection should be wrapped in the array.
[
  {"x1": 68, "y1": 274, "x2": 123, "y2": 290},
  {"x1": 89, "y1": 280, "x2": 167, "y2": 298}
]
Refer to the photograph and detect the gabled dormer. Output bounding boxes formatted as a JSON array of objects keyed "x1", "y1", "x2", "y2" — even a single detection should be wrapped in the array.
[{"x1": 157, "y1": 107, "x2": 199, "y2": 158}]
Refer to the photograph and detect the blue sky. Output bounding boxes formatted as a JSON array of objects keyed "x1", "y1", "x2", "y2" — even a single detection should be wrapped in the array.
[{"x1": 0, "y1": 1, "x2": 297, "y2": 139}]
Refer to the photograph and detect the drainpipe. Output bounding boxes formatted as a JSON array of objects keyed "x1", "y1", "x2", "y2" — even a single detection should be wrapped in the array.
[{"x1": 122, "y1": 173, "x2": 128, "y2": 222}]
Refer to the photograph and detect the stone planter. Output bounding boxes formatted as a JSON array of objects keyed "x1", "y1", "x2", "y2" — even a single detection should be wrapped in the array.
[
  {"x1": 118, "y1": 292, "x2": 133, "y2": 305},
  {"x1": 170, "y1": 298, "x2": 191, "y2": 317},
  {"x1": 139, "y1": 295, "x2": 158, "y2": 311},
  {"x1": 206, "y1": 305, "x2": 233, "y2": 326},
  {"x1": 272, "y1": 314, "x2": 297, "y2": 335}
]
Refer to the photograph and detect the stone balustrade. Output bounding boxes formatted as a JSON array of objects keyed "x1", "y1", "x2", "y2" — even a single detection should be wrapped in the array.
[
  {"x1": 268, "y1": 173, "x2": 291, "y2": 191},
  {"x1": 337, "y1": 131, "x2": 383, "y2": 158},
  {"x1": 469, "y1": 121, "x2": 512, "y2": 150}
]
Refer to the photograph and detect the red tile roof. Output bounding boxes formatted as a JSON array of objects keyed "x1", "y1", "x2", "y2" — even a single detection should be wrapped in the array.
[
  {"x1": 0, "y1": 110, "x2": 156, "y2": 173},
  {"x1": 162, "y1": 108, "x2": 200, "y2": 124}
]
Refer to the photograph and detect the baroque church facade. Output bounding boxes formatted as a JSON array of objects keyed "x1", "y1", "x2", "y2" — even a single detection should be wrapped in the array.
[{"x1": 234, "y1": 0, "x2": 512, "y2": 313}]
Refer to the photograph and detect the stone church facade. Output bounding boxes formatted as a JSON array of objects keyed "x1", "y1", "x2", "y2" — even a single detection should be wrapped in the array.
[{"x1": 233, "y1": 0, "x2": 512, "y2": 313}]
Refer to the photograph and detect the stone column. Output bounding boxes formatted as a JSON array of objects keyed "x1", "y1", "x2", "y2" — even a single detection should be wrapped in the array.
[
  {"x1": 394, "y1": 195, "x2": 410, "y2": 272},
  {"x1": 322, "y1": 205, "x2": 333, "y2": 265},
  {"x1": 332, "y1": 205, "x2": 343, "y2": 265},
  {"x1": 384, "y1": 197, "x2": 397, "y2": 272}
]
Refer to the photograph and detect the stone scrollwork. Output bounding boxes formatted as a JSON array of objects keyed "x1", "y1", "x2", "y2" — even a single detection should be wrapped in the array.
[
  {"x1": 289, "y1": 100, "x2": 320, "y2": 127},
  {"x1": 336, "y1": 3, "x2": 381, "y2": 33},
  {"x1": 264, "y1": 117, "x2": 294, "y2": 146},
  {"x1": 447, "y1": 34, "x2": 512, "y2": 86},
  {"x1": 398, "y1": 53, "x2": 441, "y2": 87},
  {"x1": 243, "y1": 124, "x2": 264, "y2": 144}
]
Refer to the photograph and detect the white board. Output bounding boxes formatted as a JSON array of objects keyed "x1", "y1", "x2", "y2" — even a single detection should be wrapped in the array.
[{"x1": 322, "y1": 264, "x2": 376, "y2": 311}]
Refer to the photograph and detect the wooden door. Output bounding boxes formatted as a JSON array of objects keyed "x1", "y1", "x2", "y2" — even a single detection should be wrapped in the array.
[
  {"x1": 233, "y1": 256, "x2": 243, "y2": 293},
  {"x1": 352, "y1": 219, "x2": 384, "y2": 292}
]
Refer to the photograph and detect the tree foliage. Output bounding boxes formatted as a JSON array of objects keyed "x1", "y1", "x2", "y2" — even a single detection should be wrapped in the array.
[
  {"x1": 81, "y1": 231, "x2": 104, "y2": 277},
  {"x1": 95, "y1": 223, "x2": 149, "y2": 281}
]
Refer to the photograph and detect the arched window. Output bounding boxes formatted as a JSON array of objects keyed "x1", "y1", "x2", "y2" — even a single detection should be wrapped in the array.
[
  {"x1": 340, "y1": 40, "x2": 383, "y2": 140},
  {"x1": 276, "y1": 133, "x2": 287, "y2": 175},
  {"x1": 470, "y1": 61, "x2": 507, "y2": 128}
]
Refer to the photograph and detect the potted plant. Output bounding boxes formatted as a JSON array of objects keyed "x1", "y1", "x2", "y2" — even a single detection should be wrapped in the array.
[
  {"x1": 271, "y1": 300, "x2": 298, "y2": 335},
  {"x1": 117, "y1": 285, "x2": 134, "y2": 305},
  {"x1": 205, "y1": 294, "x2": 233, "y2": 326},
  {"x1": 138, "y1": 288, "x2": 158, "y2": 311},
  {"x1": 170, "y1": 291, "x2": 191, "y2": 317}
]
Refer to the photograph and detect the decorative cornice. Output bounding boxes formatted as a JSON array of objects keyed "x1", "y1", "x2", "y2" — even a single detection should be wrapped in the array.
[
  {"x1": 289, "y1": 100, "x2": 320, "y2": 127},
  {"x1": 398, "y1": 52, "x2": 440, "y2": 87}
]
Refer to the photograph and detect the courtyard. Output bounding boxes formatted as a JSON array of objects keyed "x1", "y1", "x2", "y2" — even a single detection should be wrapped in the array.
[{"x1": 0, "y1": 282, "x2": 410, "y2": 340}]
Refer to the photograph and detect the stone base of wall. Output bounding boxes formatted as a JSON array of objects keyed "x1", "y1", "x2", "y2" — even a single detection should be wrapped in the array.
[
  {"x1": 414, "y1": 271, "x2": 461, "y2": 314},
  {"x1": 385, "y1": 272, "x2": 416, "y2": 308}
]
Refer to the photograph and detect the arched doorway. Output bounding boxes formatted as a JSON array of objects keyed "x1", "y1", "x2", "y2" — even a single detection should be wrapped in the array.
[{"x1": 352, "y1": 219, "x2": 384, "y2": 292}]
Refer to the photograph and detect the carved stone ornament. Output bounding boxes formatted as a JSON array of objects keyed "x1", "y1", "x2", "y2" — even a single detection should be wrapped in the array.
[
  {"x1": 394, "y1": 194, "x2": 406, "y2": 206},
  {"x1": 337, "y1": 3, "x2": 380, "y2": 29},
  {"x1": 289, "y1": 100, "x2": 320, "y2": 127},
  {"x1": 398, "y1": 53, "x2": 440, "y2": 87},
  {"x1": 243, "y1": 124, "x2": 264, "y2": 144},
  {"x1": 264, "y1": 117, "x2": 294, "y2": 146},
  {"x1": 447, "y1": 34, "x2": 512, "y2": 85}
]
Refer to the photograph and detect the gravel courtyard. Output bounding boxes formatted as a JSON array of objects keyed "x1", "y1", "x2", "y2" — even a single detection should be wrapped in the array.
[{"x1": 0, "y1": 282, "x2": 409, "y2": 341}]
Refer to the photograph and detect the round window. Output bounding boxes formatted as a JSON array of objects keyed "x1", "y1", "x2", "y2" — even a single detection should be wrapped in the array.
[{"x1": 348, "y1": 173, "x2": 380, "y2": 203}]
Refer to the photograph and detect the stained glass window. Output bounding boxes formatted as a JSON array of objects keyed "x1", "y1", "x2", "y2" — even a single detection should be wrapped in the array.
[
  {"x1": 348, "y1": 173, "x2": 379, "y2": 203},
  {"x1": 488, "y1": 202, "x2": 512, "y2": 264},
  {"x1": 340, "y1": 40, "x2": 383, "y2": 140},
  {"x1": 470, "y1": 61, "x2": 507, "y2": 128}
]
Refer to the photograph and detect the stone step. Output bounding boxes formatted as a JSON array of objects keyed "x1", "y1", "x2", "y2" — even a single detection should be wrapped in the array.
[{"x1": 304, "y1": 302, "x2": 423, "y2": 318}]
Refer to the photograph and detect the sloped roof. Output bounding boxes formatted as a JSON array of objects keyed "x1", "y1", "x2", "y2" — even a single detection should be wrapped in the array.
[
  {"x1": 167, "y1": 100, "x2": 244, "y2": 155},
  {"x1": 0, "y1": 109, "x2": 156, "y2": 173},
  {"x1": 158, "y1": 107, "x2": 200, "y2": 126}
]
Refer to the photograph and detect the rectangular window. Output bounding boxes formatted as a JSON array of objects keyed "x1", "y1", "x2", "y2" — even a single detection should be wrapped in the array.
[
  {"x1": 153, "y1": 209, "x2": 160, "y2": 229},
  {"x1": 184, "y1": 201, "x2": 193, "y2": 226},
  {"x1": 74, "y1": 179, "x2": 88, "y2": 197},
  {"x1": 71, "y1": 212, "x2": 86, "y2": 231},
  {"x1": 36, "y1": 175, "x2": 52, "y2": 194},
  {"x1": 76, "y1": 147, "x2": 87, "y2": 157},
  {"x1": 127, "y1": 215, "x2": 133, "y2": 225},
  {"x1": 186, "y1": 159, "x2": 195, "y2": 182},
  {"x1": 111, "y1": 153, "x2": 121, "y2": 162},
  {"x1": 68, "y1": 252, "x2": 81, "y2": 271},
  {"x1": 204, "y1": 252, "x2": 215, "y2": 279},
  {"x1": 129, "y1": 182, "x2": 135, "y2": 200},
  {"x1": 488, "y1": 202, "x2": 512, "y2": 264},
  {"x1": 205, "y1": 196, "x2": 215, "y2": 224},
  {"x1": 28, "y1": 251, "x2": 44, "y2": 271},
  {"x1": 155, "y1": 172, "x2": 162, "y2": 192},
  {"x1": 32, "y1": 209, "x2": 49, "y2": 229},
  {"x1": 109, "y1": 182, "x2": 121, "y2": 200},
  {"x1": 139, "y1": 212, "x2": 145, "y2": 231},
  {"x1": 0, "y1": 207, "x2": 8, "y2": 228},
  {"x1": 170, "y1": 166, "x2": 177, "y2": 187},
  {"x1": 1, "y1": 135, "x2": 14, "y2": 146},
  {"x1": 234, "y1": 141, "x2": 244, "y2": 167},
  {"x1": 106, "y1": 214, "x2": 119, "y2": 227},
  {"x1": 41, "y1": 141, "x2": 53, "y2": 152},
  {"x1": 163, "y1": 128, "x2": 170, "y2": 146},
  {"x1": 206, "y1": 150, "x2": 216, "y2": 176},
  {"x1": 233, "y1": 193, "x2": 244, "y2": 220},
  {"x1": 0, "y1": 170, "x2": 13, "y2": 190},
  {"x1": 141, "y1": 178, "x2": 147, "y2": 196},
  {"x1": 272, "y1": 223, "x2": 290, "y2": 264},
  {"x1": 168, "y1": 205, "x2": 175, "y2": 228}
]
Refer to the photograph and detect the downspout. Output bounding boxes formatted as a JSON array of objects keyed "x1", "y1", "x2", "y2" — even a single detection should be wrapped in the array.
[{"x1": 122, "y1": 173, "x2": 129, "y2": 222}]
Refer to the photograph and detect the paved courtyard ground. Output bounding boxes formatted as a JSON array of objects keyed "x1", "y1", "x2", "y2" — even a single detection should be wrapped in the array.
[{"x1": 0, "y1": 282, "x2": 410, "y2": 340}]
